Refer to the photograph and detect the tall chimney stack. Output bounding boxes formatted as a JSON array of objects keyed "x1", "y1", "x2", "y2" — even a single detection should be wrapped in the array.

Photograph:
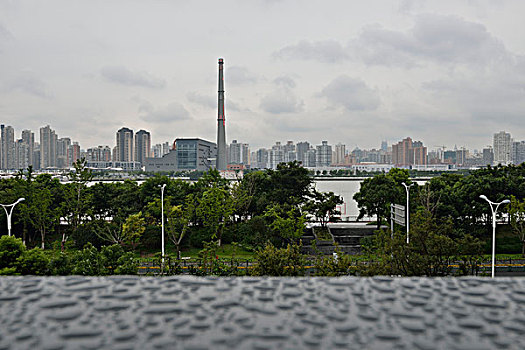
[{"x1": 216, "y1": 58, "x2": 227, "y2": 171}]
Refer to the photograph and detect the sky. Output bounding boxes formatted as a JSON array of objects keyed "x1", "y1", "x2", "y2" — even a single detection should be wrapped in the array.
[{"x1": 1, "y1": 0, "x2": 525, "y2": 151}]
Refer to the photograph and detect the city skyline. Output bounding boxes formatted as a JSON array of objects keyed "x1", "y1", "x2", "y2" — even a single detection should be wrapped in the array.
[{"x1": 1, "y1": 1, "x2": 525, "y2": 150}]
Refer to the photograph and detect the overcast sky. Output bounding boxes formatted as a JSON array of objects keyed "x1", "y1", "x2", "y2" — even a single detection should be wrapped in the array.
[{"x1": 1, "y1": 0, "x2": 525, "y2": 151}]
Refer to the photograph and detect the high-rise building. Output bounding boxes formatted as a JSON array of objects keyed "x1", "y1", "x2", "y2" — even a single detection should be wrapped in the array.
[
  {"x1": 392, "y1": 137, "x2": 427, "y2": 166},
  {"x1": 381, "y1": 140, "x2": 388, "y2": 152},
  {"x1": 21, "y1": 130, "x2": 35, "y2": 168},
  {"x1": 255, "y1": 148, "x2": 268, "y2": 169},
  {"x1": 229, "y1": 140, "x2": 242, "y2": 164},
  {"x1": 241, "y1": 143, "x2": 250, "y2": 166},
  {"x1": 296, "y1": 141, "x2": 310, "y2": 165},
  {"x1": 15, "y1": 139, "x2": 29, "y2": 170},
  {"x1": 135, "y1": 130, "x2": 151, "y2": 165},
  {"x1": 493, "y1": 131, "x2": 512, "y2": 165},
  {"x1": 40, "y1": 125, "x2": 57, "y2": 169},
  {"x1": 1, "y1": 125, "x2": 15, "y2": 170},
  {"x1": 305, "y1": 148, "x2": 317, "y2": 167},
  {"x1": 482, "y1": 147, "x2": 494, "y2": 165},
  {"x1": 152, "y1": 142, "x2": 171, "y2": 158},
  {"x1": 334, "y1": 143, "x2": 346, "y2": 165},
  {"x1": 68, "y1": 142, "x2": 81, "y2": 165},
  {"x1": 56, "y1": 137, "x2": 71, "y2": 168},
  {"x1": 269, "y1": 142, "x2": 285, "y2": 169},
  {"x1": 512, "y1": 141, "x2": 525, "y2": 165},
  {"x1": 87, "y1": 146, "x2": 112, "y2": 162},
  {"x1": 115, "y1": 127, "x2": 134, "y2": 162},
  {"x1": 316, "y1": 141, "x2": 332, "y2": 167}
]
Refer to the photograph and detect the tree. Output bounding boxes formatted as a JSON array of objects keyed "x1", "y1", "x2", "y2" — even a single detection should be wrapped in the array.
[
  {"x1": 305, "y1": 190, "x2": 343, "y2": 228},
  {"x1": 264, "y1": 204, "x2": 306, "y2": 245},
  {"x1": 166, "y1": 194, "x2": 197, "y2": 259},
  {"x1": 28, "y1": 186, "x2": 60, "y2": 249},
  {"x1": 353, "y1": 174, "x2": 395, "y2": 229},
  {"x1": 509, "y1": 196, "x2": 525, "y2": 256},
  {"x1": 62, "y1": 158, "x2": 93, "y2": 251},
  {"x1": 121, "y1": 212, "x2": 145, "y2": 250},
  {"x1": 196, "y1": 187, "x2": 233, "y2": 246}
]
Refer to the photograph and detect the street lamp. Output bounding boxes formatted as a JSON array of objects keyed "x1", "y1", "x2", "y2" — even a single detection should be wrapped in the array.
[
  {"x1": 402, "y1": 182, "x2": 414, "y2": 244},
  {"x1": 0, "y1": 198, "x2": 25, "y2": 236},
  {"x1": 480, "y1": 195, "x2": 510, "y2": 278},
  {"x1": 159, "y1": 184, "x2": 166, "y2": 267}
]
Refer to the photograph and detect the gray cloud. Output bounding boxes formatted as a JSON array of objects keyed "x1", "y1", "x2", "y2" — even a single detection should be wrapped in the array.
[
  {"x1": 319, "y1": 75, "x2": 380, "y2": 111},
  {"x1": 274, "y1": 39, "x2": 349, "y2": 63},
  {"x1": 0, "y1": 23, "x2": 13, "y2": 52},
  {"x1": 351, "y1": 14, "x2": 508, "y2": 67},
  {"x1": 187, "y1": 91, "x2": 215, "y2": 109},
  {"x1": 260, "y1": 86, "x2": 304, "y2": 114},
  {"x1": 140, "y1": 102, "x2": 190, "y2": 123},
  {"x1": 3, "y1": 71, "x2": 53, "y2": 99},
  {"x1": 273, "y1": 76, "x2": 296, "y2": 88},
  {"x1": 227, "y1": 66, "x2": 258, "y2": 85},
  {"x1": 101, "y1": 66, "x2": 166, "y2": 89}
]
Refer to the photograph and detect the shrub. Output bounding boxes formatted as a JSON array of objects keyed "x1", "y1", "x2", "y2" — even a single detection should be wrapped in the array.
[
  {"x1": 49, "y1": 252, "x2": 72, "y2": 275},
  {"x1": 101, "y1": 244, "x2": 125, "y2": 274},
  {"x1": 0, "y1": 235, "x2": 26, "y2": 269},
  {"x1": 71, "y1": 243, "x2": 106, "y2": 275},
  {"x1": 17, "y1": 248, "x2": 50, "y2": 275},
  {"x1": 114, "y1": 252, "x2": 139, "y2": 275},
  {"x1": 251, "y1": 242, "x2": 306, "y2": 276}
]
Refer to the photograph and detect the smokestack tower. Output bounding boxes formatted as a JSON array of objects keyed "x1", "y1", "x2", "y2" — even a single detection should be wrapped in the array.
[{"x1": 216, "y1": 58, "x2": 227, "y2": 171}]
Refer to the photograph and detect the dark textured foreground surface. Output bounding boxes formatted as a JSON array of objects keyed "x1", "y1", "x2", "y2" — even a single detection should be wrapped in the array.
[{"x1": 1, "y1": 276, "x2": 525, "y2": 350}]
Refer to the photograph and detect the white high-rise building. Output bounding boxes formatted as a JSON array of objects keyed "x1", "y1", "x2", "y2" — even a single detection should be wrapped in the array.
[
  {"x1": 493, "y1": 131, "x2": 512, "y2": 165},
  {"x1": 334, "y1": 143, "x2": 346, "y2": 165},
  {"x1": 1, "y1": 125, "x2": 15, "y2": 170},
  {"x1": 316, "y1": 141, "x2": 332, "y2": 167},
  {"x1": 40, "y1": 125, "x2": 57, "y2": 169}
]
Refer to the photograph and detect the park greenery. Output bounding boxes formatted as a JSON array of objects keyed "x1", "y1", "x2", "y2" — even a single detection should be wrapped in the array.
[{"x1": 0, "y1": 159, "x2": 524, "y2": 276}]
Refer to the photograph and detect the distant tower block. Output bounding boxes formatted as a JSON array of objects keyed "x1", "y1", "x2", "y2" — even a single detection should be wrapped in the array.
[{"x1": 216, "y1": 58, "x2": 227, "y2": 171}]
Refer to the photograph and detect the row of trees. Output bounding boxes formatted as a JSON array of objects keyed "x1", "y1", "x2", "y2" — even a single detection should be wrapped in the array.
[
  {"x1": 353, "y1": 164, "x2": 525, "y2": 254},
  {"x1": 0, "y1": 161, "x2": 342, "y2": 257}
]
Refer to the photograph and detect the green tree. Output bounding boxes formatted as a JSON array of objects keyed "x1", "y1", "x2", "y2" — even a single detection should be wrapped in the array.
[
  {"x1": 28, "y1": 185, "x2": 60, "y2": 249},
  {"x1": 353, "y1": 173, "x2": 395, "y2": 229},
  {"x1": 62, "y1": 158, "x2": 93, "y2": 251},
  {"x1": 196, "y1": 187, "x2": 233, "y2": 246},
  {"x1": 0, "y1": 235, "x2": 26, "y2": 272},
  {"x1": 305, "y1": 190, "x2": 343, "y2": 228},
  {"x1": 264, "y1": 204, "x2": 306, "y2": 244},
  {"x1": 121, "y1": 212, "x2": 146, "y2": 250},
  {"x1": 166, "y1": 194, "x2": 197, "y2": 259},
  {"x1": 509, "y1": 196, "x2": 525, "y2": 256}
]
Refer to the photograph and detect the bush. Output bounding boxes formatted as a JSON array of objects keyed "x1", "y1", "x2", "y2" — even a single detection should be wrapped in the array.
[
  {"x1": 49, "y1": 252, "x2": 72, "y2": 275},
  {"x1": 0, "y1": 267, "x2": 17, "y2": 275},
  {"x1": 101, "y1": 244, "x2": 125, "y2": 274},
  {"x1": 0, "y1": 235, "x2": 26, "y2": 269},
  {"x1": 251, "y1": 242, "x2": 306, "y2": 276},
  {"x1": 114, "y1": 252, "x2": 139, "y2": 275},
  {"x1": 17, "y1": 248, "x2": 50, "y2": 275},
  {"x1": 71, "y1": 243, "x2": 106, "y2": 275}
]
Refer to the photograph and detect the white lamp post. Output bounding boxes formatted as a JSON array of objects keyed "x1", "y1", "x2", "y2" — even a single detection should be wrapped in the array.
[
  {"x1": 160, "y1": 184, "x2": 166, "y2": 268},
  {"x1": 479, "y1": 195, "x2": 510, "y2": 278},
  {"x1": 402, "y1": 183, "x2": 413, "y2": 244},
  {"x1": 0, "y1": 198, "x2": 25, "y2": 237}
]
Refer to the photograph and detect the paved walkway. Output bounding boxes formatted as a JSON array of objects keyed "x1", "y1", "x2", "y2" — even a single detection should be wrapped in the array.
[{"x1": 1, "y1": 276, "x2": 524, "y2": 349}]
